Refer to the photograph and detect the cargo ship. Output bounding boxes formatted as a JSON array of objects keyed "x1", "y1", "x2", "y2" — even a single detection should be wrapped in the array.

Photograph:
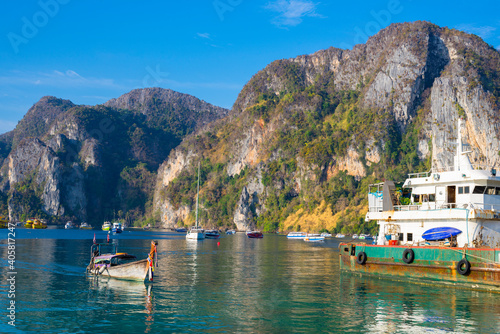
[{"x1": 340, "y1": 119, "x2": 500, "y2": 292}]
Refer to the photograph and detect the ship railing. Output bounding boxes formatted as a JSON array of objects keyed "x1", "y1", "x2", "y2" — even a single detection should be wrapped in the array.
[
  {"x1": 370, "y1": 204, "x2": 425, "y2": 212},
  {"x1": 371, "y1": 202, "x2": 500, "y2": 212},
  {"x1": 407, "y1": 171, "x2": 431, "y2": 178},
  {"x1": 394, "y1": 205, "x2": 422, "y2": 211},
  {"x1": 470, "y1": 203, "x2": 500, "y2": 212},
  {"x1": 368, "y1": 206, "x2": 383, "y2": 212},
  {"x1": 432, "y1": 164, "x2": 500, "y2": 173}
]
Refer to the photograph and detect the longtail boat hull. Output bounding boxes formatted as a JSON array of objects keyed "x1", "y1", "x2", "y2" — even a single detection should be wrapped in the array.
[
  {"x1": 100, "y1": 259, "x2": 150, "y2": 281},
  {"x1": 339, "y1": 243, "x2": 500, "y2": 292},
  {"x1": 87, "y1": 241, "x2": 158, "y2": 282}
]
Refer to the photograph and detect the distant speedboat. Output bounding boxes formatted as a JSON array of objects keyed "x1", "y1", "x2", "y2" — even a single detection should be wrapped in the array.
[
  {"x1": 205, "y1": 229, "x2": 220, "y2": 239},
  {"x1": 246, "y1": 231, "x2": 263, "y2": 238},
  {"x1": 287, "y1": 232, "x2": 307, "y2": 239},
  {"x1": 320, "y1": 232, "x2": 332, "y2": 238},
  {"x1": 335, "y1": 233, "x2": 345, "y2": 238},
  {"x1": 175, "y1": 227, "x2": 187, "y2": 232},
  {"x1": 102, "y1": 221, "x2": 112, "y2": 231},
  {"x1": 304, "y1": 236, "x2": 325, "y2": 242},
  {"x1": 352, "y1": 234, "x2": 359, "y2": 239},
  {"x1": 226, "y1": 230, "x2": 236, "y2": 235},
  {"x1": 80, "y1": 222, "x2": 92, "y2": 230}
]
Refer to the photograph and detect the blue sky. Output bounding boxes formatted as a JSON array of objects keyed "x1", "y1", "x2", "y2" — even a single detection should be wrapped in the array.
[{"x1": 1, "y1": 0, "x2": 499, "y2": 134}]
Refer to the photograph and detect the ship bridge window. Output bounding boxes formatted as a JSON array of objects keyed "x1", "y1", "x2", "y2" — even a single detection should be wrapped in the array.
[
  {"x1": 420, "y1": 194, "x2": 435, "y2": 202},
  {"x1": 486, "y1": 187, "x2": 496, "y2": 195},
  {"x1": 458, "y1": 186, "x2": 470, "y2": 194},
  {"x1": 473, "y1": 186, "x2": 486, "y2": 194}
]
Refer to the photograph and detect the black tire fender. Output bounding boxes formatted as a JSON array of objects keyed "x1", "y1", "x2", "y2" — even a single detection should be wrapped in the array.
[
  {"x1": 457, "y1": 258, "x2": 471, "y2": 275},
  {"x1": 356, "y1": 251, "x2": 367, "y2": 265},
  {"x1": 402, "y1": 249, "x2": 415, "y2": 264}
]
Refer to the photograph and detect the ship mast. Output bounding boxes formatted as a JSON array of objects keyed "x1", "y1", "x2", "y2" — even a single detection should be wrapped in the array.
[
  {"x1": 455, "y1": 118, "x2": 473, "y2": 172},
  {"x1": 195, "y1": 162, "x2": 200, "y2": 229}
]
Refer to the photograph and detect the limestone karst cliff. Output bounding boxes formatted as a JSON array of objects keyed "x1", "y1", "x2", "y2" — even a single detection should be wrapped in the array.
[
  {"x1": 153, "y1": 21, "x2": 500, "y2": 233},
  {"x1": 0, "y1": 88, "x2": 229, "y2": 224}
]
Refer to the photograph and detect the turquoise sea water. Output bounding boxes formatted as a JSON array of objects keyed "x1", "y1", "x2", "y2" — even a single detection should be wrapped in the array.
[{"x1": 1, "y1": 228, "x2": 500, "y2": 333}]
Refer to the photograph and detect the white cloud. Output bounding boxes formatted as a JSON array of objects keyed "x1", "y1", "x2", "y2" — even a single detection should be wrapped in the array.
[
  {"x1": 266, "y1": 0, "x2": 321, "y2": 27},
  {"x1": 0, "y1": 70, "x2": 125, "y2": 90},
  {"x1": 455, "y1": 24, "x2": 496, "y2": 39},
  {"x1": 0, "y1": 120, "x2": 17, "y2": 135},
  {"x1": 197, "y1": 32, "x2": 211, "y2": 39},
  {"x1": 159, "y1": 78, "x2": 242, "y2": 91}
]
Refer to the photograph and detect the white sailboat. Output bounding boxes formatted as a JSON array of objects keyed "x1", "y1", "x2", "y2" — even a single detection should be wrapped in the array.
[{"x1": 186, "y1": 162, "x2": 205, "y2": 240}]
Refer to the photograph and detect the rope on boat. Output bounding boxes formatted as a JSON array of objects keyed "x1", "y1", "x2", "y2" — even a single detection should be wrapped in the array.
[{"x1": 448, "y1": 246, "x2": 500, "y2": 267}]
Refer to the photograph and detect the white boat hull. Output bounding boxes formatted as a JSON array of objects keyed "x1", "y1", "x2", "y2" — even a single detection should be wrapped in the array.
[{"x1": 186, "y1": 231, "x2": 205, "y2": 240}]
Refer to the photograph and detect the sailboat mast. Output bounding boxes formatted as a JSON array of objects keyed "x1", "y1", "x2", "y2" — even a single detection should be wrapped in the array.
[{"x1": 195, "y1": 162, "x2": 200, "y2": 228}]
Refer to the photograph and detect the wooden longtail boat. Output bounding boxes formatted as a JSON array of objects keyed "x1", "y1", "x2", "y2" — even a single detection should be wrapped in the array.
[{"x1": 86, "y1": 241, "x2": 158, "y2": 281}]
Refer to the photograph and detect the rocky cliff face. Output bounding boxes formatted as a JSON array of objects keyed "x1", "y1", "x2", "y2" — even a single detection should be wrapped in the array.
[
  {"x1": 154, "y1": 21, "x2": 500, "y2": 233},
  {"x1": 0, "y1": 89, "x2": 229, "y2": 224},
  {"x1": 104, "y1": 87, "x2": 230, "y2": 135}
]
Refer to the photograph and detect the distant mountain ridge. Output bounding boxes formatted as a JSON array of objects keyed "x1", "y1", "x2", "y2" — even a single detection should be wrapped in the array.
[{"x1": 0, "y1": 88, "x2": 229, "y2": 224}]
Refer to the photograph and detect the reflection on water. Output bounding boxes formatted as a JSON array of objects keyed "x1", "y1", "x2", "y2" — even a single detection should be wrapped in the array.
[{"x1": 1, "y1": 230, "x2": 500, "y2": 333}]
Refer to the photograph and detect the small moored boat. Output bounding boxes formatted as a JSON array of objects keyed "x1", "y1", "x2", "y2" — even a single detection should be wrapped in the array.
[
  {"x1": 111, "y1": 222, "x2": 123, "y2": 233},
  {"x1": 246, "y1": 231, "x2": 263, "y2": 238},
  {"x1": 65, "y1": 221, "x2": 77, "y2": 229},
  {"x1": 0, "y1": 216, "x2": 7, "y2": 229},
  {"x1": 86, "y1": 241, "x2": 158, "y2": 281},
  {"x1": 80, "y1": 222, "x2": 92, "y2": 230},
  {"x1": 226, "y1": 230, "x2": 236, "y2": 235},
  {"x1": 287, "y1": 232, "x2": 307, "y2": 239},
  {"x1": 27, "y1": 219, "x2": 47, "y2": 229},
  {"x1": 102, "y1": 221, "x2": 112, "y2": 231},
  {"x1": 304, "y1": 235, "x2": 325, "y2": 242},
  {"x1": 205, "y1": 229, "x2": 220, "y2": 239}
]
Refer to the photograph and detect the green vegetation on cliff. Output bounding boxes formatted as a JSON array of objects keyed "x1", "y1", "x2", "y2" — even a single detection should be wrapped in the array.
[{"x1": 164, "y1": 59, "x2": 433, "y2": 234}]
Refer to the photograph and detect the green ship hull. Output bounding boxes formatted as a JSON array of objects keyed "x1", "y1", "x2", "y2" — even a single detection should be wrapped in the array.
[{"x1": 339, "y1": 243, "x2": 500, "y2": 292}]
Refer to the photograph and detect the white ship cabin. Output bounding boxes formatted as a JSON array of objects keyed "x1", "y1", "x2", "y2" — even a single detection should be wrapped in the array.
[{"x1": 366, "y1": 119, "x2": 500, "y2": 248}]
